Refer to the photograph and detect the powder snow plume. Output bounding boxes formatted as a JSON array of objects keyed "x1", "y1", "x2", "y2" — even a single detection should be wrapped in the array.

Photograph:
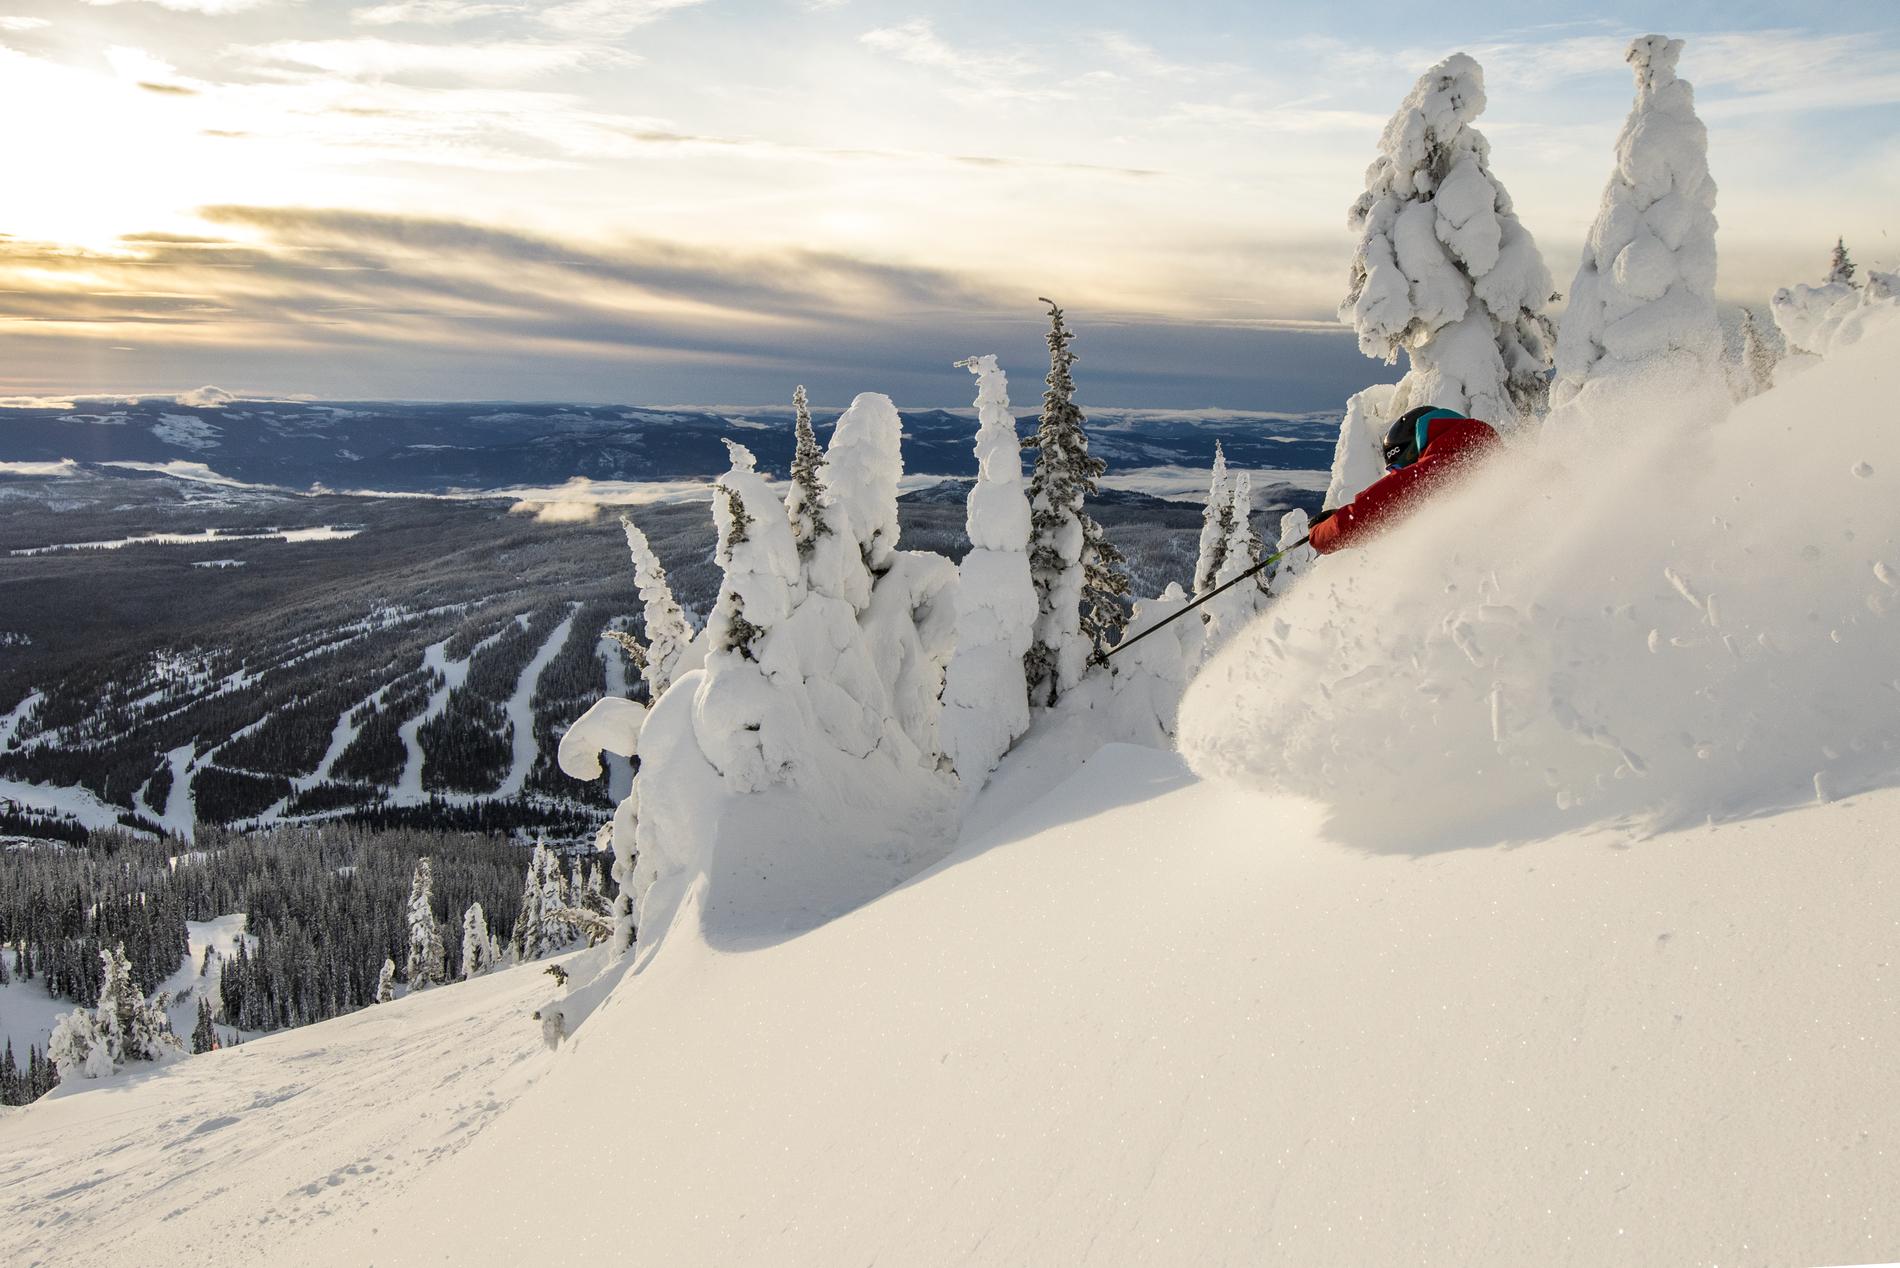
[{"x1": 1180, "y1": 313, "x2": 1900, "y2": 850}]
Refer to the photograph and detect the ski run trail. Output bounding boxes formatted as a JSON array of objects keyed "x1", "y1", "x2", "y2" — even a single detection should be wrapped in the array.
[
  {"x1": 494, "y1": 608, "x2": 576, "y2": 800},
  {"x1": 5, "y1": 316, "x2": 1899, "y2": 1266}
]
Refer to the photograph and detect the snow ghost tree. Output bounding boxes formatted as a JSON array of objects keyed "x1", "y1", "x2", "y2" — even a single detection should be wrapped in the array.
[
  {"x1": 1269, "y1": 509, "x2": 1319, "y2": 591},
  {"x1": 620, "y1": 515, "x2": 698, "y2": 698},
  {"x1": 1340, "y1": 53, "x2": 1555, "y2": 434},
  {"x1": 941, "y1": 355, "x2": 1036, "y2": 791},
  {"x1": 1827, "y1": 238, "x2": 1857, "y2": 287},
  {"x1": 375, "y1": 957, "x2": 397, "y2": 1004},
  {"x1": 1546, "y1": 35, "x2": 1727, "y2": 436},
  {"x1": 784, "y1": 384, "x2": 831, "y2": 563},
  {"x1": 514, "y1": 839, "x2": 576, "y2": 963},
  {"x1": 1203, "y1": 471, "x2": 1264, "y2": 649},
  {"x1": 1772, "y1": 268, "x2": 1900, "y2": 359},
  {"x1": 1192, "y1": 442, "x2": 1231, "y2": 597},
  {"x1": 403, "y1": 857, "x2": 446, "y2": 989},
  {"x1": 1326, "y1": 384, "x2": 1399, "y2": 510},
  {"x1": 461, "y1": 902, "x2": 499, "y2": 980},
  {"x1": 1023, "y1": 300, "x2": 1129, "y2": 705},
  {"x1": 48, "y1": 945, "x2": 179, "y2": 1080}
]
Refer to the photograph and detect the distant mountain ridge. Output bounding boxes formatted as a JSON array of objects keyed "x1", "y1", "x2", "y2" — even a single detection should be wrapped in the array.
[{"x1": 0, "y1": 398, "x2": 1338, "y2": 494}]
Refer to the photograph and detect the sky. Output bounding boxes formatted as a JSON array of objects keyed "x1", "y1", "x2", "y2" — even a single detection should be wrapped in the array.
[{"x1": 0, "y1": 0, "x2": 1894, "y2": 408}]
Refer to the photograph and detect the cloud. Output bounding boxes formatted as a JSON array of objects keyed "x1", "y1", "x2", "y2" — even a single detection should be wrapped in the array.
[
  {"x1": 537, "y1": 0, "x2": 706, "y2": 37},
  {"x1": 0, "y1": 15, "x2": 50, "y2": 30},
  {"x1": 78, "y1": 0, "x2": 272, "y2": 13},
  {"x1": 352, "y1": 0, "x2": 528, "y2": 25},
  {"x1": 859, "y1": 18, "x2": 1065, "y2": 103},
  {"x1": 176, "y1": 385, "x2": 236, "y2": 408},
  {"x1": 234, "y1": 38, "x2": 616, "y2": 82},
  {"x1": 509, "y1": 496, "x2": 602, "y2": 522}
]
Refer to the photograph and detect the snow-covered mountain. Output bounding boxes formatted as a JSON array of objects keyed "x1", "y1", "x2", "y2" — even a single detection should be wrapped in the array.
[{"x1": 5, "y1": 306, "x2": 1896, "y2": 1265}]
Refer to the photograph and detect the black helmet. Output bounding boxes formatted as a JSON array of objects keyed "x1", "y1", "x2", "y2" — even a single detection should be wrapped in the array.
[{"x1": 1382, "y1": 406, "x2": 1462, "y2": 470}]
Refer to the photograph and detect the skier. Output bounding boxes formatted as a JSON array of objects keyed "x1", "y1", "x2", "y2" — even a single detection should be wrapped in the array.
[{"x1": 1308, "y1": 406, "x2": 1499, "y2": 554}]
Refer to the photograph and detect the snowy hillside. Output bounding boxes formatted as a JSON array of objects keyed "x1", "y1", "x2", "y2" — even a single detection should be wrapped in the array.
[{"x1": 8, "y1": 744, "x2": 1897, "y2": 1265}]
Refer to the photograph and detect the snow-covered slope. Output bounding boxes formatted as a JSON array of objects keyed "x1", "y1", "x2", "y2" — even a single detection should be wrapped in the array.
[
  {"x1": 11, "y1": 742, "x2": 1889, "y2": 1266},
  {"x1": 1, "y1": 953, "x2": 566, "y2": 1264}
]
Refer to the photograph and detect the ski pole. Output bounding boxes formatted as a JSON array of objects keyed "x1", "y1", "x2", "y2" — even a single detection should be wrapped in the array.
[{"x1": 1092, "y1": 535, "x2": 1310, "y2": 667}]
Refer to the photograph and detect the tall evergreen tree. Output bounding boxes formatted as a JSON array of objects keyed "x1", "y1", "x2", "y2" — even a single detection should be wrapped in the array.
[
  {"x1": 1191, "y1": 441, "x2": 1231, "y2": 598},
  {"x1": 1738, "y1": 307, "x2": 1777, "y2": 398},
  {"x1": 619, "y1": 515, "x2": 696, "y2": 699},
  {"x1": 1827, "y1": 237, "x2": 1857, "y2": 286},
  {"x1": 375, "y1": 957, "x2": 397, "y2": 1004},
  {"x1": 461, "y1": 902, "x2": 498, "y2": 980},
  {"x1": 784, "y1": 384, "x2": 831, "y2": 561},
  {"x1": 191, "y1": 995, "x2": 218, "y2": 1054},
  {"x1": 402, "y1": 857, "x2": 445, "y2": 989},
  {"x1": 1022, "y1": 299, "x2": 1129, "y2": 706}
]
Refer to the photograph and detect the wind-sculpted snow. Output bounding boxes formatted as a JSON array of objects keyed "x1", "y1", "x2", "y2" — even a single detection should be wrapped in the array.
[{"x1": 1182, "y1": 316, "x2": 1900, "y2": 848}]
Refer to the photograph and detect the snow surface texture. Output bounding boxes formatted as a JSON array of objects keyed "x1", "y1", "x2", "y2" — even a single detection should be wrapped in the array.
[
  {"x1": 1183, "y1": 310, "x2": 1900, "y2": 849},
  {"x1": 2, "y1": 951, "x2": 570, "y2": 1264},
  {"x1": 1771, "y1": 269, "x2": 1900, "y2": 360},
  {"x1": 940, "y1": 357, "x2": 1035, "y2": 793},
  {"x1": 1546, "y1": 35, "x2": 1728, "y2": 436},
  {"x1": 22, "y1": 745, "x2": 1892, "y2": 1265},
  {"x1": 1340, "y1": 54, "x2": 1554, "y2": 431}
]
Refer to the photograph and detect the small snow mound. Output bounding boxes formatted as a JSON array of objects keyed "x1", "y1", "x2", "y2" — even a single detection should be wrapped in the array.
[{"x1": 1180, "y1": 319, "x2": 1900, "y2": 848}]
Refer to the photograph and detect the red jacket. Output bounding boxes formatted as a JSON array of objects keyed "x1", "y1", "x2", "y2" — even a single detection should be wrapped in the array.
[{"x1": 1309, "y1": 415, "x2": 1500, "y2": 555}]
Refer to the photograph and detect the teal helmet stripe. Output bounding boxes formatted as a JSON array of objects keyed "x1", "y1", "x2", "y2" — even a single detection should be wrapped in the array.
[{"x1": 1414, "y1": 407, "x2": 1463, "y2": 454}]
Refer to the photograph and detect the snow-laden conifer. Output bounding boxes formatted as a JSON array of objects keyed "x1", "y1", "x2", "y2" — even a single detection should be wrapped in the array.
[
  {"x1": 402, "y1": 858, "x2": 446, "y2": 989},
  {"x1": 1546, "y1": 35, "x2": 1726, "y2": 435},
  {"x1": 1827, "y1": 238, "x2": 1857, "y2": 287},
  {"x1": 48, "y1": 945, "x2": 179, "y2": 1080},
  {"x1": 514, "y1": 839, "x2": 575, "y2": 963},
  {"x1": 191, "y1": 996, "x2": 218, "y2": 1054},
  {"x1": 375, "y1": 957, "x2": 397, "y2": 1004},
  {"x1": 1024, "y1": 300, "x2": 1128, "y2": 705},
  {"x1": 784, "y1": 384, "x2": 830, "y2": 562},
  {"x1": 1203, "y1": 472, "x2": 1263, "y2": 648},
  {"x1": 1341, "y1": 53, "x2": 1555, "y2": 431},
  {"x1": 1326, "y1": 384, "x2": 1399, "y2": 510},
  {"x1": 1192, "y1": 442, "x2": 1230, "y2": 597},
  {"x1": 941, "y1": 355, "x2": 1036, "y2": 788},
  {"x1": 1269, "y1": 508, "x2": 1319, "y2": 591},
  {"x1": 461, "y1": 902, "x2": 499, "y2": 980},
  {"x1": 620, "y1": 514, "x2": 697, "y2": 698}
]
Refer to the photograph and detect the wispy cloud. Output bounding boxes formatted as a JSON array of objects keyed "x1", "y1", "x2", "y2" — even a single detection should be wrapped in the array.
[
  {"x1": 859, "y1": 18, "x2": 1066, "y2": 104},
  {"x1": 537, "y1": 0, "x2": 706, "y2": 38},
  {"x1": 0, "y1": 15, "x2": 50, "y2": 30},
  {"x1": 234, "y1": 37, "x2": 619, "y2": 82},
  {"x1": 79, "y1": 0, "x2": 272, "y2": 14},
  {"x1": 353, "y1": 0, "x2": 529, "y2": 26}
]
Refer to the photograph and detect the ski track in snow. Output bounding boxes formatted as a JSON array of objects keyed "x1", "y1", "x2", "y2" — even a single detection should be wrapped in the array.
[
  {"x1": 394, "y1": 639, "x2": 469, "y2": 804},
  {"x1": 494, "y1": 609, "x2": 577, "y2": 800},
  {"x1": 0, "y1": 956, "x2": 563, "y2": 1266}
]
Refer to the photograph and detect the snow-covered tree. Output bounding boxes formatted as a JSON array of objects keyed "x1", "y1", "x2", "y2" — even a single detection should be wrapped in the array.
[
  {"x1": 1546, "y1": 35, "x2": 1727, "y2": 435},
  {"x1": 941, "y1": 355, "x2": 1036, "y2": 789},
  {"x1": 620, "y1": 514, "x2": 698, "y2": 698},
  {"x1": 514, "y1": 839, "x2": 576, "y2": 963},
  {"x1": 402, "y1": 858, "x2": 446, "y2": 989},
  {"x1": 1827, "y1": 237, "x2": 1857, "y2": 286},
  {"x1": 784, "y1": 384, "x2": 830, "y2": 562},
  {"x1": 1340, "y1": 53, "x2": 1555, "y2": 433},
  {"x1": 1737, "y1": 307, "x2": 1777, "y2": 399},
  {"x1": 1773, "y1": 269, "x2": 1900, "y2": 359},
  {"x1": 1268, "y1": 508, "x2": 1319, "y2": 592},
  {"x1": 375, "y1": 957, "x2": 397, "y2": 1004},
  {"x1": 48, "y1": 945, "x2": 179, "y2": 1080},
  {"x1": 461, "y1": 902, "x2": 499, "y2": 980},
  {"x1": 1203, "y1": 472, "x2": 1264, "y2": 648},
  {"x1": 1192, "y1": 442, "x2": 1231, "y2": 597},
  {"x1": 1024, "y1": 300, "x2": 1128, "y2": 705},
  {"x1": 1326, "y1": 384, "x2": 1399, "y2": 510}
]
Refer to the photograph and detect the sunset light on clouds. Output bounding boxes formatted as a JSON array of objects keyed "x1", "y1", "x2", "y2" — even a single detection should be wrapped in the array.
[{"x1": 0, "y1": 0, "x2": 1895, "y2": 405}]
